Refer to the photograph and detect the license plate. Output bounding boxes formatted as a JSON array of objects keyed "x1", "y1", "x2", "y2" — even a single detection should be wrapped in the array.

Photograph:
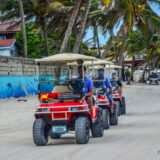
[{"x1": 52, "y1": 126, "x2": 67, "y2": 134}]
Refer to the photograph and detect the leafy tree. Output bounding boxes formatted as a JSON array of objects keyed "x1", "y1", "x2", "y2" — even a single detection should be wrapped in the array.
[{"x1": 15, "y1": 22, "x2": 44, "y2": 58}]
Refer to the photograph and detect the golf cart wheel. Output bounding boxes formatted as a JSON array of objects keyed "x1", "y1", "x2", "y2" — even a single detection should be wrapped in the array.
[
  {"x1": 121, "y1": 96, "x2": 126, "y2": 115},
  {"x1": 102, "y1": 109, "x2": 110, "y2": 130},
  {"x1": 92, "y1": 109, "x2": 104, "y2": 137},
  {"x1": 33, "y1": 118, "x2": 49, "y2": 146},
  {"x1": 75, "y1": 117, "x2": 90, "y2": 144},
  {"x1": 110, "y1": 102, "x2": 118, "y2": 126},
  {"x1": 50, "y1": 133, "x2": 61, "y2": 139}
]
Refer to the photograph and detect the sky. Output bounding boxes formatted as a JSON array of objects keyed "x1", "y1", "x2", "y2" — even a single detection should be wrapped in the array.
[{"x1": 83, "y1": 3, "x2": 160, "y2": 47}]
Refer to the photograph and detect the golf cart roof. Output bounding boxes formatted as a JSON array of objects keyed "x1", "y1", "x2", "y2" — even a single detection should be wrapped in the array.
[
  {"x1": 35, "y1": 53, "x2": 97, "y2": 63},
  {"x1": 89, "y1": 64, "x2": 122, "y2": 69},
  {"x1": 68, "y1": 59, "x2": 113, "y2": 66},
  {"x1": 105, "y1": 64, "x2": 122, "y2": 69}
]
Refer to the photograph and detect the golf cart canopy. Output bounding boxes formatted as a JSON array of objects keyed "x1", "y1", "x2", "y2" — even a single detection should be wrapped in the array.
[
  {"x1": 68, "y1": 59, "x2": 113, "y2": 66},
  {"x1": 35, "y1": 53, "x2": 97, "y2": 63},
  {"x1": 90, "y1": 64, "x2": 122, "y2": 69},
  {"x1": 105, "y1": 64, "x2": 122, "y2": 69}
]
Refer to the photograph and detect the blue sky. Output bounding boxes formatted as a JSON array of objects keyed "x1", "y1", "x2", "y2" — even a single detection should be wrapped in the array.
[{"x1": 84, "y1": 4, "x2": 160, "y2": 46}]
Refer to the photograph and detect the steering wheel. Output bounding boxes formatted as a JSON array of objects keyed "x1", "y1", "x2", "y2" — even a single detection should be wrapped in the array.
[
  {"x1": 112, "y1": 86, "x2": 117, "y2": 92},
  {"x1": 67, "y1": 79, "x2": 83, "y2": 93},
  {"x1": 96, "y1": 88, "x2": 106, "y2": 95}
]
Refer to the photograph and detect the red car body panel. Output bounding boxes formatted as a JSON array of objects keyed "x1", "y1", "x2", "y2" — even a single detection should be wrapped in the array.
[
  {"x1": 112, "y1": 91, "x2": 122, "y2": 103},
  {"x1": 96, "y1": 95, "x2": 114, "y2": 113},
  {"x1": 35, "y1": 95, "x2": 98, "y2": 123}
]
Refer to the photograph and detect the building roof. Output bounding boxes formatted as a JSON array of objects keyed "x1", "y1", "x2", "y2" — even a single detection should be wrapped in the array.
[
  {"x1": 0, "y1": 39, "x2": 16, "y2": 47},
  {"x1": 0, "y1": 23, "x2": 21, "y2": 33}
]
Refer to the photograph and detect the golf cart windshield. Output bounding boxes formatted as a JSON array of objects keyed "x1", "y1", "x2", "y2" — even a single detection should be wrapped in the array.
[
  {"x1": 38, "y1": 64, "x2": 85, "y2": 102},
  {"x1": 93, "y1": 80, "x2": 106, "y2": 96},
  {"x1": 110, "y1": 80, "x2": 117, "y2": 87},
  {"x1": 150, "y1": 72, "x2": 158, "y2": 79},
  {"x1": 35, "y1": 53, "x2": 98, "y2": 102}
]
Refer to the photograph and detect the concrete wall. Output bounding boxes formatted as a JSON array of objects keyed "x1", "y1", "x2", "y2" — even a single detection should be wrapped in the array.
[
  {"x1": 0, "y1": 56, "x2": 55, "y2": 98},
  {"x1": 0, "y1": 56, "x2": 37, "y2": 75},
  {"x1": 0, "y1": 76, "x2": 38, "y2": 98}
]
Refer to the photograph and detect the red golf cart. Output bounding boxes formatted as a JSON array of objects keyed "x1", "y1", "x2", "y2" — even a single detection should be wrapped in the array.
[
  {"x1": 111, "y1": 80, "x2": 126, "y2": 115},
  {"x1": 94, "y1": 81, "x2": 119, "y2": 129},
  {"x1": 33, "y1": 53, "x2": 104, "y2": 146}
]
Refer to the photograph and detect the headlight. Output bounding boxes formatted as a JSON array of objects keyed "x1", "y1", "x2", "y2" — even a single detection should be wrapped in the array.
[
  {"x1": 98, "y1": 101, "x2": 103, "y2": 104},
  {"x1": 42, "y1": 108, "x2": 50, "y2": 112},
  {"x1": 70, "y1": 107, "x2": 82, "y2": 111},
  {"x1": 36, "y1": 108, "x2": 50, "y2": 112}
]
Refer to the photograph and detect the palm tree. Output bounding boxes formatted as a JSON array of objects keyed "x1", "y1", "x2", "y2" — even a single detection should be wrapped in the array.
[
  {"x1": 98, "y1": 0, "x2": 160, "y2": 78},
  {"x1": 77, "y1": 0, "x2": 112, "y2": 55},
  {"x1": 0, "y1": 0, "x2": 28, "y2": 57},
  {"x1": 29, "y1": 0, "x2": 51, "y2": 55},
  {"x1": 60, "y1": 0, "x2": 82, "y2": 53},
  {"x1": 126, "y1": 29, "x2": 160, "y2": 81},
  {"x1": 18, "y1": 0, "x2": 28, "y2": 58},
  {"x1": 73, "y1": 0, "x2": 91, "y2": 53},
  {"x1": 0, "y1": 0, "x2": 68, "y2": 56}
]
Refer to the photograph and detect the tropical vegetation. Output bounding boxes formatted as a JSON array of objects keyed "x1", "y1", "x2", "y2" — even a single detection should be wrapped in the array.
[{"x1": 0, "y1": 0, "x2": 160, "y2": 79}]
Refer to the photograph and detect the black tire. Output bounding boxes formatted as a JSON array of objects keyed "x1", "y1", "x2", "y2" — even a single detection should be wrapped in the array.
[
  {"x1": 117, "y1": 101, "x2": 121, "y2": 116},
  {"x1": 102, "y1": 109, "x2": 110, "y2": 129},
  {"x1": 92, "y1": 109, "x2": 104, "y2": 137},
  {"x1": 150, "y1": 80, "x2": 152, "y2": 85},
  {"x1": 50, "y1": 133, "x2": 61, "y2": 139},
  {"x1": 110, "y1": 102, "x2": 118, "y2": 126},
  {"x1": 121, "y1": 96, "x2": 126, "y2": 115},
  {"x1": 75, "y1": 117, "x2": 90, "y2": 144},
  {"x1": 33, "y1": 118, "x2": 49, "y2": 146}
]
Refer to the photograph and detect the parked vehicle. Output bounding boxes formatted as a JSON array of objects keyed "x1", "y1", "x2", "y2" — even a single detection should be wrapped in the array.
[{"x1": 149, "y1": 71, "x2": 159, "y2": 85}]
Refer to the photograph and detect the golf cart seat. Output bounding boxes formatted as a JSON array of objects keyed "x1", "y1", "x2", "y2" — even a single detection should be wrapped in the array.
[{"x1": 53, "y1": 85, "x2": 73, "y2": 93}]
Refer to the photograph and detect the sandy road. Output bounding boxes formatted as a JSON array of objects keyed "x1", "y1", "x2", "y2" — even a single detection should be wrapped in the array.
[{"x1": 0, "y1": 84, "x2": 160, "y2": 160}]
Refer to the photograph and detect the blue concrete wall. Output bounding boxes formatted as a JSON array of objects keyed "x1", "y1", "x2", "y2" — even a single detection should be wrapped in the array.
[
  {"x1": 0, "y1": 76, "x2": 39, "y2": 99},
  {"x1": 0, "y1": 75, "x2": 68, "y2": 99}
]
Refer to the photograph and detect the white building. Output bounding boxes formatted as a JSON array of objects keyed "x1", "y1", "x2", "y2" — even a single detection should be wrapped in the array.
[{"x1": 0, "y1": 39, "x2": 17, "y2": 57}]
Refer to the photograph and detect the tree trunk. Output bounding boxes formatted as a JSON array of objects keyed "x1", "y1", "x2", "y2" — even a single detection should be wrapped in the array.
[
  {"x1": 118, "y1": 26, "x2": 128, "y2": 79},
  {"x1": 19, "y1": 0, "x2": 27, "y2": 58},
  {"x1": 142, "y1": 62, "x2": 149, "y2": 82},
  {"x1": 41, "y1": 17, "x2": 49, "y2": 56},
  {"x1": 73, "y1": 0, "x2": 91, "y2": 53},
  {"x1": 96, "y1": 29, "x2": 101, "y2": 58},
  {"x1": 154, "y1": 54, "x2": 160, "y2": 69},
  {"x1": 60, "y1": 0, "x2": 82, "y2": 53},
  {"x1": 101, "y1": 35, "x2": 119, "y2": 59},
  {"x1": 131, "y1": 55, "x2": 135, "y2": 81},
  {"x1": 93, "y1": 24, "x2": 101, "y2": 57}
]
